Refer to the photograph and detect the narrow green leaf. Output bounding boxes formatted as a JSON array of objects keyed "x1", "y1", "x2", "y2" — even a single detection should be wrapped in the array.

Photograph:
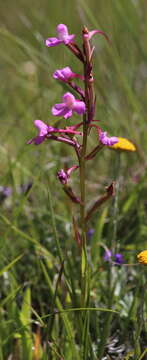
[
  {"x1": 19, "y1": 288, "x2": 33, "y2": 360},
  {"x1": 0, "y1": 254, "x2": 23, "y2": 277}
]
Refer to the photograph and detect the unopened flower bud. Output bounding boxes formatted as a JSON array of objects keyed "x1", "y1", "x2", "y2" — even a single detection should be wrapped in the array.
[{"x1": 57, "y1": 169, "x2": 68, "y2": 185}]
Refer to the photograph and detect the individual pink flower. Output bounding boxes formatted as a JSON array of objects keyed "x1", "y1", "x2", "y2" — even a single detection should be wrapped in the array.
[
  {"x1": 46, "y1": 24, "x2": 75, "y2": 47},
  {"x1": 28, "y1": 120, "x2": 53, "y2": 144},
  {"x1": 28, "y1": 120, "x2": 82, "y2": 145},
  {"x1": 53, "y1": 67, "x2": 82, "y2": 82},
  {"x1": 99, "y1": 131, "x2": 118, "y2": 146},
  {"x1": 52, "y1": 92, "x2": 86, "y2": 119}
]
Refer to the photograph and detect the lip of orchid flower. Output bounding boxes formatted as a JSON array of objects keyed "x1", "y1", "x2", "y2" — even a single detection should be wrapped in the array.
[
  {"x1": 52, "y1": 92, "x2": 86, "y2": 119},
  {"x1": 45, "y1": 24, "x2": 75, "y2": 47},
  {"x1": 99, "y1": 131, "x2": 118, "y2": 146},
  {"x1": 53, "y1": 67, "x2": 83, "y2": 82},
  {"x1": 27, "y1": 119, "x2": 83, "y2": 145}
]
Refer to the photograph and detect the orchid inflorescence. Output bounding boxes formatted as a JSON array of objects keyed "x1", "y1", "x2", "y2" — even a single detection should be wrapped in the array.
[
  {"x1": 29, "y1": 27, "x2": 117, "y2": 164},
  {"x1": 28, "y1": 23, "x2": 119, "y2": 248}
]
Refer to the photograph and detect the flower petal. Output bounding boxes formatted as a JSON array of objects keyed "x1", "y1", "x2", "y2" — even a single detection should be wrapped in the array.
[
  {"x1": 137, "y1": 250, "x2": 147, "y2": 265},
  {"x1": 34, "y1": 120, "x2": 49, "y2": 136},
  {"x1": 63, "y1": 34, "x2": 75, "y2": 44},
  {"x1": 99, "y1": 131, "x2": 118, "y2": 146},
  {"x1": 53, "y1": 66, "x2": 76, "y2": 81},
  {"x1": 52, "y1": 92, "x2": 85, "y2": 119},
  {"x1": 52, "y1": 104, "x2": 72, "y2": 118},
  {"x1": 63, "y1": 109, "x2": 73, "y2": 119},
  {"x1": 114, "y1": 253, "x2": 124, "y2": 264},
  {"x1": 33, "y1": 135, "x2": 46, "y2": 145},
  {"x1": 57, "y1": 24, "x2": 68, "y2": 38},
  {"x1": 73, "y1": 100, "x2": 86, "y2": 115},
  {"x1": 108, "y1": 137, "x2": 136, "y2": 152},
  {"x1": 27, "y1": 135, "x2": 46, "y2": 145},
  {"x1": 104, "y1": 250, "x2": 112, "y2": 261},
  {"x1": 45, "y1": 37, "x2": 62, "y2": 47},
  {"x1": 62, "y1": 92, "x2": 75, "y2": 107},
  {"x1": 57, "y1": 24, "x2": 75, "y2": 44}
]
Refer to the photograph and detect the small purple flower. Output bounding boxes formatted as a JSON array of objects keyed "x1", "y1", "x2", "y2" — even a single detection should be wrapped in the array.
[
  {"x1": 52, "y1": 92, "x2": 86, "y2": 119},
  {"x1": 103, "y1": 249, "x2": 112, "y2": 261},
  {"x1": 46, "y1": 24, "x2": 75, "y2": 47},
  {"x1": 87, "y1": 228, "x2": 95, "y2": 239},
  {"x1": 99, "y1": 131, "x2": 118, "y2": 146},
  {"x1": 0, "y1": 186, "x2": 12, "y2": 199},
  {"x1": 53, "y1": 67, "x2": 82, "y2": 82},
  {"x1": 104, "y1": 249, "x2": 124, "y2": 265},
  {"x1": 114, "y1": 253, "x2": 124, "y2": 265}
]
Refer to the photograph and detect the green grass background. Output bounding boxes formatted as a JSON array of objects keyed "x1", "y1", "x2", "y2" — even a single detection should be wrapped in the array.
[{"x1": 0, "y1": 0, "x2": 147, "y2": 359}]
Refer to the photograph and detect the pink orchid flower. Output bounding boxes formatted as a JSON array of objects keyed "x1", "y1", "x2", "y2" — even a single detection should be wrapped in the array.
[
  {"x1": 99, "y1": 131, "x2": 118, "y2": 146},
  {"x1": 46, "y1": 24, "x2": 75, "y2": 47},
  {"x1": 53, "y1": 66, "x2": 82, "y2": 82},
  {"x1": 52, "y1": 92, "x2": 86, "y2": 119}
]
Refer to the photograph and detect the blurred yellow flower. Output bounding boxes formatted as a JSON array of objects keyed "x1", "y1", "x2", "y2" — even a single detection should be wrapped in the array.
[
  {"x1": 137, "y1": 250, "x2": 147, "y2": 265},
  {"x1": 108, "y1": 137, "x2": 136, "y2": 152}
]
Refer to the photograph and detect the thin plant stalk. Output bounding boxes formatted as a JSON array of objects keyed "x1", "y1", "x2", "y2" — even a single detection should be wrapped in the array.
[{"x1": 79, "y1": 27, "x2": 95, "y2": 308}]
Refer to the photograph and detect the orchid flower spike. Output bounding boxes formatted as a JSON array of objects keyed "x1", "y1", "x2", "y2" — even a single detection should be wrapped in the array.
[
  {"x1": 52, "y1": 92, "x2": 86, "y2": 119},
  {"x1": 46, "y1": 24, "x2": 75, "y2": 47},
  {"x1": 99, "y1": 131, "x2": 118, "y2": 146},
  {"x1": 53, "y1": 67, "x2": 82, "y2": 82}
]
